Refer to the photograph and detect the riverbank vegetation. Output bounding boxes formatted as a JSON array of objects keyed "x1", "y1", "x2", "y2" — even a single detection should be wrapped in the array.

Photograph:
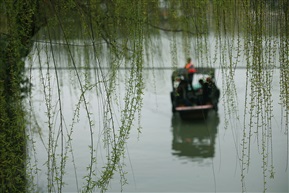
[{"x1": 0, "y1": 0, "x2": 288, "y2": 192}]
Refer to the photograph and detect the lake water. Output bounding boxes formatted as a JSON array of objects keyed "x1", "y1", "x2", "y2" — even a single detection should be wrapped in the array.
[{"x1": 26, "y1": 66, "x2": 288, "y2": 192}]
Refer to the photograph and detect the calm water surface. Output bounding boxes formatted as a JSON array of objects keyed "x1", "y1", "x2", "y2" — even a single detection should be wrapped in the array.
[{"x1": 28, "y1": 67, "x2": 288, "y2": 193}]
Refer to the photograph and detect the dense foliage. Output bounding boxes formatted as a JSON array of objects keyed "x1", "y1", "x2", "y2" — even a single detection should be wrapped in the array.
[{"x1": 0, "y1": 0, "x2": 288, "y2": 192}]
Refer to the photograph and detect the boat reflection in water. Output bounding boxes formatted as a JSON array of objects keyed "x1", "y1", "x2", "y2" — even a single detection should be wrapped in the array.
[{"x1": 171, "y1": 111, "x2": 219, "y2": 159}]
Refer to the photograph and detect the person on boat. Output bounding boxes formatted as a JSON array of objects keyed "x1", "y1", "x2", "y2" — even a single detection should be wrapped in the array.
[
  {"x1": 198, "y1": 78, "x2": 210, "y2": 105},
  {"x1": 206, "y1": 77, "x2": 220, "y2": 110},
  {"x1": 176, "y1": 79, "x2": 192, "y2": 106},
  {"x1": 206, "y1": 77, "x2": 220, "y2": 97},
  {"x1": 184, "y1": 57, "x2": 197, "y2": 90}
]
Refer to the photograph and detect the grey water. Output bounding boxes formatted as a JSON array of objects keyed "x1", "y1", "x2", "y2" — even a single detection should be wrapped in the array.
[
  {"x1": 25, "y1": 34, "x2": 288, "y2": 192},
  {"x1": 27, "y1": 67, "x2": 288, "y2": 193}
]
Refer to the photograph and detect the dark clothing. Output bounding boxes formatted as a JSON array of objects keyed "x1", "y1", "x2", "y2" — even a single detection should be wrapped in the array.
[
  {"x1": 187, "y1": 73, "x2": 194, "y2": 90},
  {"x1": 176, "y1": 80, "x2": 193, "y2": 106}
]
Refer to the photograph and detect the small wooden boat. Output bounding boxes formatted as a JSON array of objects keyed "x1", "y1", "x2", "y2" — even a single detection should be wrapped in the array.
[{"x1": 170, "y1": 67, "x2": 220, "y2": 120}]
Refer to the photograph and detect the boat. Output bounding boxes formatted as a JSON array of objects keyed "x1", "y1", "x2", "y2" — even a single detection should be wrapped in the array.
[{"x1": 170, "y1": 67, "x2": 220, "y2": 120}]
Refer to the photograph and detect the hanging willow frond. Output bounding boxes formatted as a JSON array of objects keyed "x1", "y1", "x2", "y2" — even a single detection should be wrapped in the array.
[{"x1": 0, "y1": 0, "x2": 288, "y2": 192}]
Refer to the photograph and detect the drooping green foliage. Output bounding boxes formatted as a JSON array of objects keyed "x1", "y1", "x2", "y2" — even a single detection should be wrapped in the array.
[
  {"x1": 0, "y1": 1, "x2": 40, "y2": 192},
  {"x1": 0, "y1": 0, "x2": 288, "y2": 192}
]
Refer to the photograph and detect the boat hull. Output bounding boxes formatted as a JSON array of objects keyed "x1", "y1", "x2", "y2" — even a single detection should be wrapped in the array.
[
  {"x1": 170, "y1": 67, "x2": 220, "y2": 120},
  {"x1": 175, "y1": 104, "x2": 213, "y2": 120}
]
